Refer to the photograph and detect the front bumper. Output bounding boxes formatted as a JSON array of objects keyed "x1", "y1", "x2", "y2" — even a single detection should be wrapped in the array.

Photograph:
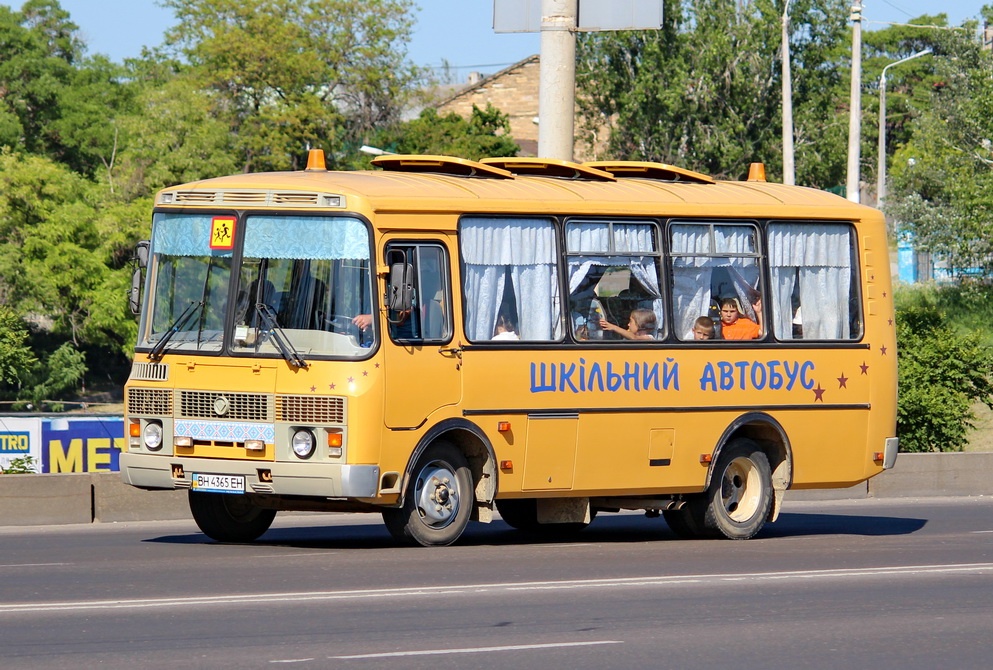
[{"x1": 120, "y1": 452, "x2": 380, "y2": 499}]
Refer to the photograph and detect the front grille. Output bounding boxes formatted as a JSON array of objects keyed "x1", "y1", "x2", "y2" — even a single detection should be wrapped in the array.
[
  {"x1": 178, "y1": 390, "x2": 272, "y2": 421},
  {"x1": 130, "y1": 361, "x2": 169, "y2": 382},
  {"x1": 127, "y1": 388, "x2": 173, "y2": 416},
  {"x1": 276, "y1": 395, "x2": 346, "y2": 424}
]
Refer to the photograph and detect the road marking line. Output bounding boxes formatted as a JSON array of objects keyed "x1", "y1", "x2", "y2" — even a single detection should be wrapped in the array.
[
  {"x1": 330, "y1": 640, "x2": 623, "y2": 659},
  {"x1": 3, "y1": 563, "x2": 993, "y2": 614},
  {"x1": 0, "y1": 563, "x2": 70, "y2": 568},
  {"x1": 969, "y1": 530, "x2": 993, "y2": 534},
  {"x1": 269, "y1": 659, "x2": 316, "y2": 664}
]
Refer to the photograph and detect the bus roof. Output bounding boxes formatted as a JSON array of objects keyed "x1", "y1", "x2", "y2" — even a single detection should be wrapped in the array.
[{"x1": 155, "y1": 156, "x2": 879, "y2": 223}]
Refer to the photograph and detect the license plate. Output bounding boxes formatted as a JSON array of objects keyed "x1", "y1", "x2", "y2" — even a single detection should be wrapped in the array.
[{"x1": 191, "y1": 473, "x2": 245, "y2": 494}]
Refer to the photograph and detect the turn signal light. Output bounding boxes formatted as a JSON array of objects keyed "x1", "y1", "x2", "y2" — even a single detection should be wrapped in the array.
[
  {"x1": 327, "y1": 432, "x2": 343, "y2": 448},
  {"x1": 873, "y1": 452, "x2": 884, "y2": 462},
  {"x1": 498, "y1": 421, "x2": 511, "y2": 432},
  {"x1": 500, "y1": 460, "x2": 513, "y2": 470},
  {"x1": 700, "y1": 453, "x2": 713, "y2": 463},
  {"x1": 129, "y1": 422, "x2": 141, "y2": 437}
]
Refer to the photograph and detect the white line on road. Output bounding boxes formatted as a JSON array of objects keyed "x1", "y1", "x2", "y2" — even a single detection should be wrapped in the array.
[
  {"x1": 330, "y1": 640, "x2": 623, "y2": 659},
  {"x1": 3, "y1": 562, "x2": 993, "y2": 614},
  {"x1": 0, "y1": 563, "x2": 70, "y2": 568},
  {"x1": 269, "y1": 659, "x2": 316, "y2": 664}
]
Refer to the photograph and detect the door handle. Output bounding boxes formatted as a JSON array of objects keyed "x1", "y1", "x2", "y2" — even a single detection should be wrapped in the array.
[{"x1": 438, "y1": 344, "x2": 463, "y2": 359}]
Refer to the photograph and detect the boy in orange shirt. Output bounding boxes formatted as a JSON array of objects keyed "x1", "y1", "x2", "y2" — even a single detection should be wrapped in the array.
[{"x1": 719, "y1": 297, "x2": 762, "y2": 340}]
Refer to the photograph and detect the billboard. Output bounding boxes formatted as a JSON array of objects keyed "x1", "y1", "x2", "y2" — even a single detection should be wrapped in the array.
[{"x1": 0, "y1": 416, "x2": 124, "y2": 473}]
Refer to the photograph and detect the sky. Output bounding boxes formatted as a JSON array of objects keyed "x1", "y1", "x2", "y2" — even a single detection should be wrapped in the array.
[{"x1": 16, "y1": 1, "x2": 993, "y2": 82}]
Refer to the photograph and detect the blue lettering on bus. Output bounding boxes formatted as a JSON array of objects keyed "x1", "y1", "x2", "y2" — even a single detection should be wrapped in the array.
[
  {"x1": 530, "y1": 360, "x2": 673, "y2": 394},
  {"x1": 699, "y1": 360, "x2": 817, "y2": 392}
]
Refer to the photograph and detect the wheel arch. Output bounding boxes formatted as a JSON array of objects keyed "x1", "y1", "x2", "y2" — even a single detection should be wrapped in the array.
[
  {"x1": 398, "y1": 418, "x2": 498, "y2": 521},
  {"x1": 708, "y1": 412, "x2": 793, "y2": 523}
]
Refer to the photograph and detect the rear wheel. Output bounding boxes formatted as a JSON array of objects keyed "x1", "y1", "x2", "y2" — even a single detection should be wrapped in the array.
[
  {"x1": 703, "y1": 438, "x2": 773, "y2": 539},
  {"x1": 188, "y1": 491, "x2": 276, "y2": 543},
  {"x1": 382, "y1": 441, "x2": 473, "y2": 546}
]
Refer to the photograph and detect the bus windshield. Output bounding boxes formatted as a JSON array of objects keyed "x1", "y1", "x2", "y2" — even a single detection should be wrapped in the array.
[{"x1": 140, "y1": 213, "x2": 375, "y2": 359}]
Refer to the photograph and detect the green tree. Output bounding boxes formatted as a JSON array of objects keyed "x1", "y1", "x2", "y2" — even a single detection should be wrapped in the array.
[
  {"x1": 0, "y1": 150, "x2": 138, "y2": 354},
  {"x1": 0, "y1": 306, "x2": 37, "y2": 388},
  {"x1": 576, "y1": 0, "x2": 850, "y2": 185},
  {"x1": 362, "y1": 105, "x2": 519, "y2": 164},
  {"x1": 161, "y1": 0, "x2": 422, "y2": 171},
  {"x1": 895, "y1": 288, "x2": 993, "y2": 452},
  {"x1": 886, "y1": 10, "x2": 993, "y2": 275}
]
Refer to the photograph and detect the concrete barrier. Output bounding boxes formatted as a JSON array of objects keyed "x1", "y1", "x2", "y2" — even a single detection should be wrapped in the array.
[{"x1": 0, "y1": 452, "x2": 990, "y2": 527}]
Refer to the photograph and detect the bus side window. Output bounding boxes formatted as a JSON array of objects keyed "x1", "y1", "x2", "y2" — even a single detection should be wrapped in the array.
[
  {"x1": 670, "y1": 222, "x2": 763, "y2": 341},
  {"x1": 767, "y1": 223, "x2": 860, "y2": 340},
  {"x1": 565, "y1": 219, "x2": 663, "y2": 342},
  {"x1": 385, "y1": 242, "x2": 452, "y2": 343},
  {"x1": 460, "y1": 217, "x2": 562, "y2": 342}
]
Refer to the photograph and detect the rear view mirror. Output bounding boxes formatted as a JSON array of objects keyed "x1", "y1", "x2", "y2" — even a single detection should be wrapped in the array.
[
  {"x1": 128, "y1": 268, "x2": 142, "y2": 315},
  {"x1": 387, "y1": 262, "x2": 414, "y2": 314},
  {"x1": 128, "y1": 240, "x2": 149, "y2": 315},
  {"x1": 135, "y1": 240, "x2": 149, "y2": 269}
]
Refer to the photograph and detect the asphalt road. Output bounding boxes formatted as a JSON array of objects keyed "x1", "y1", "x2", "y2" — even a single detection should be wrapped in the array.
[{"x1": 2, "y1": 497, "x2": 993, "y2": 670}]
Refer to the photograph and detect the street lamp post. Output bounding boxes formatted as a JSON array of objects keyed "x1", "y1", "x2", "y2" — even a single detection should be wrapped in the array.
[
  {"x1": 782, "y1": 0, "x2": 795, "y2": 186},
  {"x1": 877, "y1": 48, "x2": 933, "y2": 210}
]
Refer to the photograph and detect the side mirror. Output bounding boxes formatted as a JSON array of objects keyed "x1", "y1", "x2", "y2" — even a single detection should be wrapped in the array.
[
  {"x1": 135, "y1": 240, "x2": 149, "y2": 269},
  {"x1": 387, "y1": 262, "x2": 414, "y2": 314},
  {"x1": 128, "y1": 268, "x2": 142, "y2": 315},
  {"x1": 128, "y1": 240, "x2": 149, "y2": 315}
]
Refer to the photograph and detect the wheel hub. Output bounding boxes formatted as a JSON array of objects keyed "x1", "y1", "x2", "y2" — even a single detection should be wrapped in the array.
[{"x1": 415, "y1": 464, "x2": 460, "y2": 528}]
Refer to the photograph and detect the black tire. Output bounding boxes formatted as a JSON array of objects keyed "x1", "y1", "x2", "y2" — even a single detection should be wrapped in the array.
[
  {"x1": 188, "y1": 491, "x2": 276, "y2": 543},
  {"x1": 662, "y1": 500, "x2": 711, "y2": 540},
  {"x1": 496, "y1": 498, "x2": 594, "y2": 535},
  {"x1": 382, "y1": 441, "x2": 473, "y2": 546},
  {"x1": 702, "y1": 438, "x2": 773, "y2": 540}
]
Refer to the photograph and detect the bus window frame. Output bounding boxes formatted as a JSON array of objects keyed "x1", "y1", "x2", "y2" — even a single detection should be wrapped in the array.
[
  {"x1": 765, "y1": 219, "x2": 865, "y2": 344},
  {"x1": 563, "y1": 217, "x2": 665, "y2": 345},
  {"x1": 457, "y1": 214, "x2": 565, "y2": 345},
  {"x1": 383, "y1": 240, "x2": 455, "y2": 346},
  {"x1": 666, "y1": 218, "x2": 767, "y2": 344}
]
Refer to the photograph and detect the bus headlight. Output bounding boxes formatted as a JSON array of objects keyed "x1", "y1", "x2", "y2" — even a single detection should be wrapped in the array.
[
  {"x1": 143, "y1": 421, "x2": 163, "y2": 451},
  {"x1": 291, "y1": 429, "x2": 316, "y2": 459}
]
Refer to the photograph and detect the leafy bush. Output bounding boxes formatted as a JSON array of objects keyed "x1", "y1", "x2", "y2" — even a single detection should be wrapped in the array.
[
  {"x1": 895, "y1": 286, "x2": 993, "y2": 452},
  {"x1": 0, "y1": 456, "x2": 38, "y2": 474}
]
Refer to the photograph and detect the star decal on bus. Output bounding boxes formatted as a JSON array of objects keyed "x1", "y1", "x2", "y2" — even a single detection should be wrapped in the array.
[
  {"x1": 837, "y1": 373, "x2": 848, "y2": 389},
  {"x1": 813, "y1": 384, "x2": 826, "y2": 401},
  {"x1": 860, "y1": 361, "x2": 870, "y2": 374},
  {"x1": 879, "y1": 345, "x2": 887, "y2": 355}
]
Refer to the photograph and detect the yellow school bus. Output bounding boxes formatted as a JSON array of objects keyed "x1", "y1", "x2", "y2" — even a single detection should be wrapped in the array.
[{"x1": 121, "y1": 152, "x2": 898, "y2": 546}]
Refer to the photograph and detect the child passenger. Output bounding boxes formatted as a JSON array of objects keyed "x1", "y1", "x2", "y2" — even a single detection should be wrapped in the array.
[
  {"x1": 686, "y1": 315, "x2": 715, "y2": 340},
  {"x1": 599, "y1": 308, "x2": 656, "y2": 341},
  {"x1": 492, "y1": 313, "x2": 519, "y2": 340},
  {"x1": 719, "y1": 297, "x2": 762, "y2": 340}
]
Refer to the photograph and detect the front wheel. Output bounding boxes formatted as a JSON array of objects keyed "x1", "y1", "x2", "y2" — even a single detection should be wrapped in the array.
[
  {"x1": 703, "y1": 438, "x2": 773, "y2": 539},
  {"x1": 382, "y1": 441, "x2": 473, "y2": 546},
  {"x1": 188, "y1": 491, "x2": 276, "y2": 543}
]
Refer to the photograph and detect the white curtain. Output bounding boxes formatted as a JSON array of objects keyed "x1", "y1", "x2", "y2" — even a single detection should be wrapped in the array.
[
  {"x1": 768, "y1": 223, "x2": 852, "y2": 339},
  {"x1": 461, "y1": 218, "x2": 560, "y2": 340}
]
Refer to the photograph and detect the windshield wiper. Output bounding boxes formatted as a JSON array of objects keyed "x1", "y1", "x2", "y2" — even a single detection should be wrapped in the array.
[
  {"x1": 147, "y1": 300, "x2": 204, "y2": 361},
  {"x1": 255, "y1": 303, "x2": 309, "y2": 369}
]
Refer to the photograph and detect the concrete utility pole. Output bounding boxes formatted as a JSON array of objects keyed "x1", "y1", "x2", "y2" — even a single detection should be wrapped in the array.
[
  {"x1": 877, "y1": 49, "x2": 932, "y2": 210},
  {"x1": 782, "y1": 0, "x2": 795, "y2": 185},
  {"x1": 538, "y1": 0, "x2": 578, "y2": 160},
  {"x1": 846, "y1": 0, "x2": 863, "y2": 202}
]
